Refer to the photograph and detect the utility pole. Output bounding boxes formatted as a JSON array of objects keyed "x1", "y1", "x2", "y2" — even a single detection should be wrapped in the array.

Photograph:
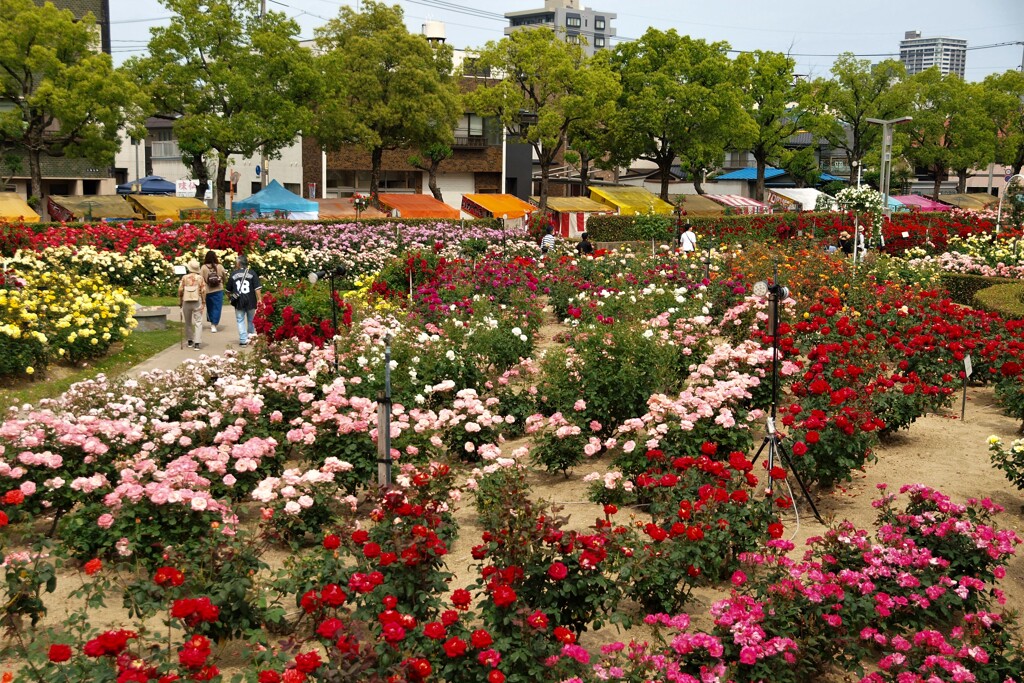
[{"x1": 259, "y1": 0, "x2": 268, "y2": 189}]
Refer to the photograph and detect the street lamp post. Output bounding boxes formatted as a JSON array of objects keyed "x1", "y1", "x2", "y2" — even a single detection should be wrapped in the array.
[
  {"x1": 867, "y1": 116, "x2": 913, "y2": 246},
  {"x1": 851, "y1": 160, "x2": 862, "y2": 188},
  {"x1": 996, "y1": 174, "x2": 1024, "y2": 234}
]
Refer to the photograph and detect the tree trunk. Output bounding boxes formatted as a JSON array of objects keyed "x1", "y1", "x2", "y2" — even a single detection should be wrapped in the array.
[
  {"x1": 370, "y1": 147, "x2": 383, "y2": 200},
  {"x1": 29, "y1": 150, "x2": 43, "y2": 217},
  {"x1": 755, "y1": 155, "x2": 767, "y2": 202},
  {"x1": 579, "y1": 151, "x2": 590, "y2": 197},
  {"x1": 659, "y1": 160, "x2": 672, "y2": 201},
  {"x1": 539, "y1": 162, "x2": 550, "y2": 214},
  {"x1": 691, "y1": 167, "x2": 704, "y2": 195},
  {"x1": 190, "y1": 154, "x2": 210, "y2": 202},
  {"x1": 426, "y1": 161, "x2": 442, "y2": 201},
  {"x1": 931, "y1": 165, "x2": 943, "y2": 201},
  {"x1": 956, "y1": 170, "x2": 968, "y2": 194},
  {"x1": 215, "y1": 159, "x2": 227, "y2": 211}
]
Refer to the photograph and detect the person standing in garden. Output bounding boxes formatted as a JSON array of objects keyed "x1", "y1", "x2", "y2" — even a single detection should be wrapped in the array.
[
  {"x1": 680, "y1": 223, "x2": 697, "y2": 254},
  {"x1": 838, "y1": 231, "x2": 854, "y2": 255},
  {"x1": 540, "y1": 226, "x2": 556, "y2": 256},
  {"x1": 178, "y1": 260, "x2": 206, "y2": 349},
  {"x1": 200, "y1": 251, "x2": 227, "y2": 333},
  {"x1": 227, "y1": 255, "x2": 261, "y2": 347},
  {"x1": 576, "y1": 232, "x2": 595, "y2": 256}
]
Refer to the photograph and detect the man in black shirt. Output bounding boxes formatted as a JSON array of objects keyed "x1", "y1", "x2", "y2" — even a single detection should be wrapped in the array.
[
  {"x1": 227, "y1": 255, "x2": 262, "y2": 346},
  {"x1": 576, "y1": 232, "x2": 595, "y2": 256}
]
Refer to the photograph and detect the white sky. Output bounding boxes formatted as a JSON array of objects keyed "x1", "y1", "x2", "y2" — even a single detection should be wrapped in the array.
[{"x1": 108, "y1": 0, "x2": 1024, "y2": 81}]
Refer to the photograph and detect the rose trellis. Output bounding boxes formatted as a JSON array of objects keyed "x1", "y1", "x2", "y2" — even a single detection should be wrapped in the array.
[{"x1": 835, "y1": 186, "x2": 885, "y2": 248}]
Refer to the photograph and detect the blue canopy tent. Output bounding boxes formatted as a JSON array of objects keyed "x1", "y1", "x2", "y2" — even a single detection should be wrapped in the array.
[
  {"x1": 232, "y1": 180, "x2": 319, "y2": 219},
  {"x1": 116, "y1": 175, "x2": 175, "y2": 195}
]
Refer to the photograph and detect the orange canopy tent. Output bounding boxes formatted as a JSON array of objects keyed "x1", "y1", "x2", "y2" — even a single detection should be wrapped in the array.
[
  {"x1": 460, "y1": 193, "x2": 536, "y2": 220},
  {"x1": 314, "y1": 198, "x2": 386, "y2": 219},
  {"x1": 377, "y1": 194, "x2": 460, "y2": 219}
]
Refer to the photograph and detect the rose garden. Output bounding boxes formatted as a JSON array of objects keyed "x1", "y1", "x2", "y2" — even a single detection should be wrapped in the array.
[{"x1": 1, "y1": 201, "x2": 1024, "y2": 683}]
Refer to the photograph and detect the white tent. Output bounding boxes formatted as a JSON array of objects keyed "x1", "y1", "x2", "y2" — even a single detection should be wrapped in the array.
[{"x1": 767, "y1": 188, "x2": 836, "y2": 211}]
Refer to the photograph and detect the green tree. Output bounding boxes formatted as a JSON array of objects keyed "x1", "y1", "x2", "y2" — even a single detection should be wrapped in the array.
[
  {"x1": 313, "y1": 1, "x2": 460, "y2": 200},
  {"x1": 606, "y1": 29, "x2": 754, "y2": 199},
  {"x1": 900, "y1": 69, "x2": 995, "y2": 198},
  {"x1": 808, "y1": 53, "x2": 907, "y2": 179},
  {"x1": 734, "y1": 51, "x2": 809, "y2": 202},
  {"x1": 983, "y1": 69, "x2": 1024, "y2": 176},
  {"x1": 0, "y1": 0, "x2": 148, "y2": 205},
  {"x1": 782, "y1": 146, "x2": 820, "y2": 188},
  {"x1": 466, "y1": 28, "x2": 620, "y2": 212},
  {"x1": 127, "y1": 0, "x2": 318, "y2": 209},
  {"x1": 408, "y1": 143, "x2": 453, "y2": 202}
]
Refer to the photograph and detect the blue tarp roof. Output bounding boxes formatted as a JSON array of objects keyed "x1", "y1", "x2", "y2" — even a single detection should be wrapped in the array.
[
  {"x1": 818, "y1": 173, "x2": 848, "y2": 182},
  {"x1": 716, "y1": 167, "x2": 786, "y2": 181},
  {"x1": 116, "y1": 175, "x2": 175, "y2": 195},
  {"x1": 232, "y1": 180, "x2": 317, "y2": 214}
]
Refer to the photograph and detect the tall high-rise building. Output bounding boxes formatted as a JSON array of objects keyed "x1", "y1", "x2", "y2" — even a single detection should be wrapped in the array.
[
  {"x1": 504, "y1": 0, "x2": 616, "y2": 56},
  {"x1": 41, "y1": 1, "x2": 111, "y2": 54},
  {"x1": 899, "y1": 30, "x2": 967, "y2": 77}
]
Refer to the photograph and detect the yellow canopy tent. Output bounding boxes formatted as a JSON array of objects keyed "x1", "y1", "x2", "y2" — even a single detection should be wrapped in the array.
[
  {"x1": 938, "y1": 193, "x2": 999, "y2": 210},
  {"x1": 460, "y1": 193, "x2": 537, "y2": 220},
  {"x1": 676, "y1": 193, "x2": 726, "y2": 216},
  {"x1": 588, "y1": 186, "x2": 674, "y2": 216},
  {"x1": 0, "y1": 192, "x2": 40, "y2": 223},
  {"x1": 47, "y1": 195, "x2": 140, "y2": 222},
  {"x1": 126, "y1": 195, "x2": 212, "y2": 221}
]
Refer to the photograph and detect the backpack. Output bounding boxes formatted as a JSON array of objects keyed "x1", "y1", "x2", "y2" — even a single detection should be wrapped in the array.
[
  {"x1": 182, "y1": 274, "x2": 201, "y2": 302},
  {"x1": 206, "y1": 266, "x2": 222, "y2": 288}
]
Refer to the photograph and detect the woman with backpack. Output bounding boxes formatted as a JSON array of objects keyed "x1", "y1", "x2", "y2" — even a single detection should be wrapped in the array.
[
  {"x1": 200, "y1": 251, "x2": 227, "y2": 333},
  {"x1": 178, "y1": 260, "x2": 207, "y2": 349}
]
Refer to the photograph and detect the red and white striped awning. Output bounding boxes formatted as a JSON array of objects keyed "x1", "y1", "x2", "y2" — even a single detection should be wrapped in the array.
[{"x1": 706, "y1": 194, "x2": 770, "y2": 214}]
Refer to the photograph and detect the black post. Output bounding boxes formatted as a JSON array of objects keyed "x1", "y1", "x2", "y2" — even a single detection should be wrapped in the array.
[
  {"x1": 380, "y1": 335, "x2": 394, "y2": 486},
  {"x1": 329, "y1": 272, "x2": 339, "y2": 375}
]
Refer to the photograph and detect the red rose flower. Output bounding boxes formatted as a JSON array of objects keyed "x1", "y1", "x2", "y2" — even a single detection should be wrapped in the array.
[
  {"x1": 294, "y1": 651, "x2": 322, "y2": 673},
  {"x1": 362, "y1": 542, "x2": 381, "y2": 559},
  {"x1": 441, "y1": 609, "x2": 460, "y2": 626},
  {"x1": 320, "y1": 584, "x2": 347, "y2": 607},
  {"x1": 603, "y1": 504, "x2": 618, "y2": 515},
  {"x1": 407, "y1": 657, "x2": 432, "y2": 679},
  {"x1": 0, "y1": 510, "x2": 8, "y2": 527},
  {"x1": 553, "y1": 626, "x2": 576, "y2": 644},
  {"x1": 470, "y1": 629, "x2": 493, "y2": 649},
  {"x1": 547, "y1": 562, "x2": 568, "y2": 581},
  {"x1": 527, "y1": 610, "x2": 549, "y2": 629},
  {"x1": 488, "y1": 670, "x2": 505, "y2": 683},
  {"x1": 351, "y1": 529, "x2": 369, "y2": 544},
  {"x1": 492, "y1": 585, "x2": 517, "y2": 608},
  {"x1": 3, "y1": 490, "x2": 24, "y2": 505},
  {"x1": 768, "y1": 522, "x2": 785, "y2": 539},
  {"x1": 48, "y1": 644, "x2": 72, "y2": 663},
  {"x1": 451, "y1": 588, "x2": 472, "y2": 609},
  {"x1": 322, "y1": 534, "x2": 341, "y2": 550},
  {"x1": 84, "y1": 558, "x2": 103, "y2": 575},
  {"x1": 443, "y1": 636, "x2": 467, "y2": 658},
  {"x1": 154, "y1": 566, "x2": 185, "y2": 588},
  {"x1": 257, "y1": 671, "x2": 282, "y2": 683},
  {"x1": 317, "y1": 618, "x2": 344, "y2": 639},
  {"x1": 423, "y1": 621, "x2": 446, "y2": 639},
  {"x1": 791, "y1": 441, "x2": 808, "y2": 456},
  {"x1": 769, "y1": 466, "x2": 787, "y2": 480}
]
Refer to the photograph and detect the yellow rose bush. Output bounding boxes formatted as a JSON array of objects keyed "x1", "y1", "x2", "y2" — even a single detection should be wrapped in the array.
[{"x1": 0, "y1": 266, "x2": 136, "y2": 376}]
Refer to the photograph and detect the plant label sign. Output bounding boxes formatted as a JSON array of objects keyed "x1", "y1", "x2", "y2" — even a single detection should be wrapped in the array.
[
  {"x1": 964, "y1": 354, "x2": 973, "y2": 378},
  {"x1": 901, "y1": 231, "x2": 910, "y2": 238}
]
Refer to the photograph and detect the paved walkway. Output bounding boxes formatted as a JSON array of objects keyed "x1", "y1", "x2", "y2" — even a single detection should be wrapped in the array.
[{"x1": 128, "y1": 303, "x2": 252, "y2": 377}]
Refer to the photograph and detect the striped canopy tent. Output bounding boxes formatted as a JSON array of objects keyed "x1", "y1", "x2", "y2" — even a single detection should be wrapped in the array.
[
  {"x1": 377, "y1": 194, "x2": 460, "y2": 219},
  {"x1": 47, "y1": 195, "x2": 140, "y2": 222},
  {"x1": 540, "y1": 196, "x2": 614, "y2": 238},
  {"x1": 675, "y1": 193, "x2": 724, "y2": 216},
  {"x1": 314, "y1": 198, "x2": 386, "y2": 219},
  {"x1": 589, "y1": 186, "x2": 675, "y2": 216},
  {"x1": 938, "y1": 193, "x2": 999, "y2": 210},
  {"x1": 768, "y1": 188, "x2": 836, "y2": 211},
  {"x1": 892, "y1": 195, "x2": 952, "y2": 212},
  {"x1": 126, "y1": 195, "x2": 213, "y2": 222},
  {"x1": 0, "y1": 192, "x2": 40, "y2": 223},
  {"x1": 705, "y1": 194, "x2": 770, "y2": 215}
]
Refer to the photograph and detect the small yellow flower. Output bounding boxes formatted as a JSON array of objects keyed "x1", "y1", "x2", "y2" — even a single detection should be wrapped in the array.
[{"x1": 25, "y1": 366, "x2": 34, "y2": 375}]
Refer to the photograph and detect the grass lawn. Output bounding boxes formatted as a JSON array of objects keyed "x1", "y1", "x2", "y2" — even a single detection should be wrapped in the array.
[
  {"x1": 133, "y1": 295, "x2": 179, "y2": 307},
  {"x1": 0, "y1": 322, "x2": 182, "y2": 414}
]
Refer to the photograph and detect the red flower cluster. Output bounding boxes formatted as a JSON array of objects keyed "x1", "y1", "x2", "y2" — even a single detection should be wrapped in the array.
[
  {"x1": 154, "y1": 566, "x2": 185, "y2": 588},
  {"x1": 83, "y1": 629, "x2": 137, "y2": 657},
  {"x1": 170, "y1": 597, "x2": 220, "y2": 627}
]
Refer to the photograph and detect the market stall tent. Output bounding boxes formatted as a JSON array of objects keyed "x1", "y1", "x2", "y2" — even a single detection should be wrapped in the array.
[
  {"x1": 126, "y1": 195, "x2": 213, "y2": 222},
  {"x1": 232, "y1": 180, "x2": 319, "y2": 219},
  {"x1": 461, "y1": 194, "x2": 536, "y2": 231},
  {"x1": 313, "y1": 198, "x2": 386, "y2": 219},
  {"x1": 676, "y1": 193, "x2": 725, "y2": 216},
  {"x1": 541, "y1": 197, "x2": 614, "y2": 238},
  {"x1": 705, "y1": 194, "x2": 769, "y2": 215},
  {"x1": 377, "y1": 194, "x2": 460, "y2": 219},
  {"x1": 938, "y1": 193, "x2": 999, "y2": 210},
  {"x1": 116, "y1": 175, "x2": 175, "y2": 195},
  {"x1": 767, "y1": 188, "x2": 836, "y2": 211},
  {"x1": 892, "y1": 195, "x2": 952, "y2": 212},
  {"x1": 589, "y1": 187, "x2": 675, "y2": 216},
  {"x1": 0, "y1": 192, "x2": 40, "y2": 223},
  {"x1": 47, "y1": 195, "x2": 140, "y2": 222}
]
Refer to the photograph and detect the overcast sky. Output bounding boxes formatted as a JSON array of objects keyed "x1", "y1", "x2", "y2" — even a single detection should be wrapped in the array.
[{"x1": 109, "y1": 0, "x2": 1024, "y2": 80}]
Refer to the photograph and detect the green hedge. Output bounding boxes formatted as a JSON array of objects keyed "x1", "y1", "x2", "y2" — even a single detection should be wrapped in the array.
[
  {"x1": 939, "y1": 273, "x2": 1010, "y2": 306},
  {"x1": 974, "y1": 282, "x2": 1024, "y2": 319}
]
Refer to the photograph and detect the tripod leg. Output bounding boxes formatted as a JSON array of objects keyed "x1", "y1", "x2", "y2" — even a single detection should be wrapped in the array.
[
  {"x1": 775, "y1": 441, "x2": 824, "y2": 524},
  {"x1": 750, "y1": 436, "x2": 770, "y2": 468}
]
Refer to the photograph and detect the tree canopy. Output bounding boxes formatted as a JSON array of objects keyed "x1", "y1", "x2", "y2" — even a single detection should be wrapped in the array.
[
  {"x1": 0, "y1": 0, "x2": 148, "y2": 205},
  {"x1": 466, "y1": 27, "x2": 620, "y2": 212},
  {"x1": 606, "y1": 29, "x2": 754, "y2": 199},
  {"x1": 127, "y1": 0, "x2": 317, "y2": 207},
  {"x1": 312, "y1": 1, "x2": 461, "y2": 200}
]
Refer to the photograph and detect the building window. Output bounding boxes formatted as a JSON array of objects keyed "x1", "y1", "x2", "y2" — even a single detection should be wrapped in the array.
[
  {"x1": 566, "y1": 34, "x2": 580, "y2": 44},
  {"x1": 566, "y1": 15, "x2": 581, "y2": 27},
  {"x1": 594, "y1": 36, "x2": 605, "y2": 48},
  {"x1": 595, "y1": 17, "x2": 605, "y2": 30}
]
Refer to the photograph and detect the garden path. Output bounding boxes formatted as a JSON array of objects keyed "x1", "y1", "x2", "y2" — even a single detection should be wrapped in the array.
[{"x1": 127, "y1": 303, "x2": 252, "y2": 378}]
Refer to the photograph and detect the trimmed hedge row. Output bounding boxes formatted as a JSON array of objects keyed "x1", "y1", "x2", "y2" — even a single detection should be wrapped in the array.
[
  {"x1": 974, "y1": 282, "x2": 1024, "y2": 318},
  {"x1": 940, "y1": 273, "x2": 1010, "y2": 306}
]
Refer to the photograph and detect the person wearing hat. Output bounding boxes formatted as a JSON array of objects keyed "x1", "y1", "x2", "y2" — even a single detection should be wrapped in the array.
[
  {"x1": 838, "y1": 230, "x2": 854, "y2": 255},
  {"x1": 178, "y1": 259, "x2": 207, "y2": 349}
]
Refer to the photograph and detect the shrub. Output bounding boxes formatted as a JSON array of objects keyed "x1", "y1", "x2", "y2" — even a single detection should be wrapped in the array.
[
  {"x1": 940, "y1": 272, "x2": 1007, "y2": 305},
  {"x1": 974, "y1": 281, "x2": 1024, "y2": 318}
]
